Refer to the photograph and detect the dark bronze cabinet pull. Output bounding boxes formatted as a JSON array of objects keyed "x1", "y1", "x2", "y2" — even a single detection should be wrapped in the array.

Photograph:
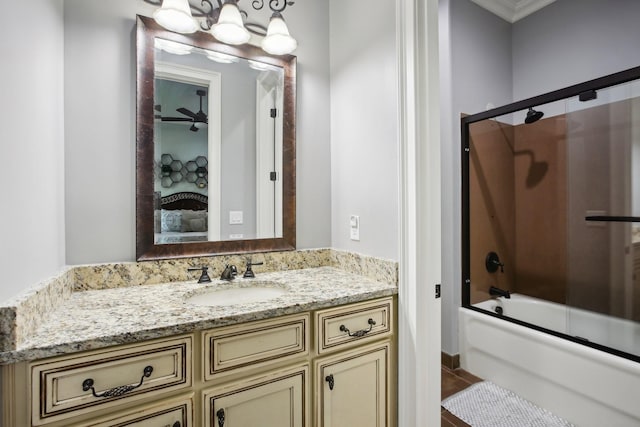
[
  {"x1": 82, "y1": 365, "x2": 153, "y2": 398},
  {"x1": 216, "y1": 408, "x2": 225, "y2": 427},
  {"x1": 339, "y1": 318, "x2": 376, "y2": 337},
  {"x1": 325, "y1": 374, "x2": 334, "y2": 390},
  {"x1": 172, "y1": 422, "x2": 181, "y2": 427}
]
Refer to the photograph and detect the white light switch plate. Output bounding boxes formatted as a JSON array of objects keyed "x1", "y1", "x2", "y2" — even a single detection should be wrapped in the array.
[
  {"x1": 350, "y1": 215, "x2": 360, "y2": 241},
  {"x1": 229, "y1": 211, "x2": 243, "y2": 225}
]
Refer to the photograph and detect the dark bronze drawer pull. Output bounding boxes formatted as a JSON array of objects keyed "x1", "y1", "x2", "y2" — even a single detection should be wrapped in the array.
[
  {"x1": 325, "y1": 374, "x2": 335, "y2": 390},
  {"x1": 339, "y1": 318, "x2": 376, "y2": 337},
  {"x1": 82, "y1": 365, "x2": 153, "y2": 398},
  {"x1": 217, "y1": 408, "x2": 226, "y2": 427},
  {"x1": 172, "y1": 422, "x2": 181, "y2": 427}
]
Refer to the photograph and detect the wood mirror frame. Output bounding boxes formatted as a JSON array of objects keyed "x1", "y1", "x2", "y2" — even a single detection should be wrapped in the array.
[{"x1": 136, "y1": 15, "x2": 296, "y2": 261}]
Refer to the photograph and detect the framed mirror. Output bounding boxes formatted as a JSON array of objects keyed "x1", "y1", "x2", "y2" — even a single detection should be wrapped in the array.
[{"x1": 136, "y1": 15, "x2": 296, "y2": 261}]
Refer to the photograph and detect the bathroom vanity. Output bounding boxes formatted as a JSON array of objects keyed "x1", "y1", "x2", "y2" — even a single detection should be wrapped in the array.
[{"x1": 0, "y1": 266, "x2": 397, "y2": 427}]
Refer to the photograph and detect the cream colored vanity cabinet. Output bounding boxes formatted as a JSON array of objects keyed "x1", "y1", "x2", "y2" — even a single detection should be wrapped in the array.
[
  {"x1": 200, "y1": 313, "x2": 310, "y2": 427},
  {"x1": 203, "y1": 365, "x2": 308, "y2": 427},
  {"x1": 313, "y1": 297, "x2": 395, "y2": 427},
  {"x1": 3, "y1": 334, "x2": 194, "y2": 427},
  {"x1": 2, "y1": 296, "x2": 396, "y2": 427}
]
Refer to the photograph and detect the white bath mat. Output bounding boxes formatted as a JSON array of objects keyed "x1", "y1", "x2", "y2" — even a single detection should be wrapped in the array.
[{"x1": 442, "y1": 381, "x2": 575, "y2": 427}]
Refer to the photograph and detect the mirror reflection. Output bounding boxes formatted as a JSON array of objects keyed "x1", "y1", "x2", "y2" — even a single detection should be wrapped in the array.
[
  {"x1": 136, "y1": 15, "x2": 296, "y2": 261},
  {"x1": 153, "y1": 39, "x2": 284, "y2": 244}
]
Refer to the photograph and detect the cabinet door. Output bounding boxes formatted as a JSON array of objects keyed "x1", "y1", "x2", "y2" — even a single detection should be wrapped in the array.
[
  {"x1": 315, "y1": 342, "x2": 390, "y2": 427},
  {"x1": 78, "y1": 394, "x2": 193, "y2": 427},
  {"x1": 203, "y1": 365, "x2": 308, "y2": 427}
]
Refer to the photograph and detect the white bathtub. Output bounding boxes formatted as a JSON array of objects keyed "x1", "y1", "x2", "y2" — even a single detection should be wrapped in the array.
[{"x1": 460, "y1": 294, "x2": 640, "y2": 426}]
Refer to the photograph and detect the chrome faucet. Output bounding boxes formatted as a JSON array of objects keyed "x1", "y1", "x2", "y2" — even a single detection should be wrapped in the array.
[
  {"x1": 187, "y1": 266, "x2": 211, "y2": 283},
  {"x1": 220, "y1": 264, "x2": 238, "y2": 281}
]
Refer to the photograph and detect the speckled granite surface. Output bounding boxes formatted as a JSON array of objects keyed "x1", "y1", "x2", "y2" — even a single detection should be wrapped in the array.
[
  {"x1": 0, "y1": 249, "x2": 397, "y2": 364},
  {"x1": 0, "y1": 267, "x2": 397, "y2": 364}
]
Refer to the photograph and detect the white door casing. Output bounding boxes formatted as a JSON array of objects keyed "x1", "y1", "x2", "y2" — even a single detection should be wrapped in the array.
[{"x1": 155, "y1": 61, "x2": 222, "y2": 241}]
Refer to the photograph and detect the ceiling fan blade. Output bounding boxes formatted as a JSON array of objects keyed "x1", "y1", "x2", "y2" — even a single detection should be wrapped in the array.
[
  {"x1": 160, "y1": 116, "x2": 193, "y2": 122},
  {"x1": 177, "y1": 107, "x2": 198, "y2": 120},
  {"x1": 195, "y1": 111, "x2": 208, "y2": 122}
]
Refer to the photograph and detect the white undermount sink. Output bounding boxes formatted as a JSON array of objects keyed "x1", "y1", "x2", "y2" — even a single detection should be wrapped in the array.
[{"x1": 184, "y1": 282, "x2": 288, "y2": 307}]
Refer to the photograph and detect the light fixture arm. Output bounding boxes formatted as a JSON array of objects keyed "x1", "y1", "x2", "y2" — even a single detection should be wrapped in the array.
[
  {"x1": 252, "y1": 0, "x2": 295, "y2": 14},
  {"x1": 147, "y1": 0, "x2": 297, "y2": 53}
]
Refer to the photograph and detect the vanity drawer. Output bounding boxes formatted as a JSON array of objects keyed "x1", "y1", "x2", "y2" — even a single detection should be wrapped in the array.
[
  {"x1": 77, "y1": 394, "x2": 193, "y2": 427},
  {"x1": 315, "y1": 297, "x2": 393, "y2": 354},
  {"x1": 203, "y1": 314, "x2": 309, "y2": 380},
  {"x1": 31, "y1": 335, "x2": 192, "y2": 426}
]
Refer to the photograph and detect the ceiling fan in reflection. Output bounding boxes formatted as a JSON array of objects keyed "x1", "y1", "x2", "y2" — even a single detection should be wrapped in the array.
[{"x1": 155, "y1": 89, "x2": 208, "y2": 132}]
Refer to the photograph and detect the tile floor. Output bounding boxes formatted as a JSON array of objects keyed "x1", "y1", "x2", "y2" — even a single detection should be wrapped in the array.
[{"x1": 441, "y1": 366, "x2": 483, "y2": 426}]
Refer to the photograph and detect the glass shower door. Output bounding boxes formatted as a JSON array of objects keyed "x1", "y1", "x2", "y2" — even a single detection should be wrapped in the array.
[{"x1": 564, "y1": 78, "x2": 640, "y2": 357}]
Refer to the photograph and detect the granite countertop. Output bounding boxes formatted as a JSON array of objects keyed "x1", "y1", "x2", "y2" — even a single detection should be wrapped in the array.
[{"x1": 0, "y1": 267, "x2": 397, "y2": 364}]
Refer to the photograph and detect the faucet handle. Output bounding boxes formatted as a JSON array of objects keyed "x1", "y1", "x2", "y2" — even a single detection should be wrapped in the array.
[
  {"x1": 485, "y1": 252, "x2": 505, "y2": 273},
  {"x1": 243, "y1": 258, "x2": 264, "y2": 278},
  {"x1": 188, "y1": 266, "x2": 211, "y2": 283}
]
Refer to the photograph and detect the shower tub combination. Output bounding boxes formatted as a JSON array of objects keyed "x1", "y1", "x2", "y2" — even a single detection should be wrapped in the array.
[
  {"x1": 460, "y1": 295, "x2": 640, "y2": 426},
  {"x1": 460, "y1": 66, "x2": 640, "y2": 427}
]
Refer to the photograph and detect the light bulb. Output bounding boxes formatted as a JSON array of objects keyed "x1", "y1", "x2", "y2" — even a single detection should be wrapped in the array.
[
  {"x1": 210, "y1": 3, "x2": 251, "y2": 45},
  {"x1": 261, "y1": 13, "x2": 297, "y2": 55},
  {"x1": 153, "y1": 0, "x2": 199, "y2": 34}
]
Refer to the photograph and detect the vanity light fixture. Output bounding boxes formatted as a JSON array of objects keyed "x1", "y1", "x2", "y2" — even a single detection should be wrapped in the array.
[
  {"x1": 153, "y1": 0, "x2": 200, "y2": 33},
  {"x1": 150, "y1": 0, "x2": 297, "y2": 55},
  {"x1": 210, "y1": 2, "x2": 251, "y2": 45},
  {"x1": 261, "y1": 12, "x2": 297, "y2": 55}
]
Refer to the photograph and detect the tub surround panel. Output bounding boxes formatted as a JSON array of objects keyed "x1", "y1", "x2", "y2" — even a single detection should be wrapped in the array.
[
  {"x1": 513, "y1": 116, "x2": 567, "y2": 304},
  {"x1": 0, "y1": 249, "x2": 397, "y2": 362},
  {"x1": 468, "y1": 119, "x2": 516, "y2": 303}
]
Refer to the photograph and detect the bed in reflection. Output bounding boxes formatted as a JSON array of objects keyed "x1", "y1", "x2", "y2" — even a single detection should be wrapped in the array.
[{"x1": 154, "y1": 192, "x2": 208, "y2": 244}]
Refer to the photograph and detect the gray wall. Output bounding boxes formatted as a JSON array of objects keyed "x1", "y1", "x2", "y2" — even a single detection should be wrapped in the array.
[
  {"x1": 63, "y1": 0, "x2": 332, "y2": 264},
  {"x1": 441, "y1": 0, "x2": 640, "y2": 355},
  {"x1": 439, "y1": 0, "x2": 513, "y2": 355},
  {"x1": 0, "y1": 0, "x2": 65, "y2": 302},
  {"x1": 512, "y1": 0, "x2": 640, "y2": 101},
  {"x1": 329, "y1": 0, "x2": 398, "y2": 260},
  {"x1": 1, "y1": 0, "x2": 402, "y2": 303}
]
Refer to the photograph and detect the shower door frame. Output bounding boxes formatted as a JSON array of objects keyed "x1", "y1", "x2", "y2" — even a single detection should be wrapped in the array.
[{"x1": 460, "y1": 65, "x2": 640, "y2": 363}]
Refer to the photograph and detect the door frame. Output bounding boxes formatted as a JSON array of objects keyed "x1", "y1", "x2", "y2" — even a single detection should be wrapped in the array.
[{"x1": 396, "y1": 0, "x2": 442, "y2": 426}]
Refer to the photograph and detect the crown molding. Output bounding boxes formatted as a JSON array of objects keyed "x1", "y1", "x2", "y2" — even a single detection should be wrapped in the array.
[{"x1": 469, "y1": 0, "x2": 556, "y2": 23}]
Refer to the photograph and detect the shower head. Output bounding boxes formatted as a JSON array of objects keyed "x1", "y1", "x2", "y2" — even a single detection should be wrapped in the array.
[{"x1": 524, "y1": 107, "x2": 544, "y2": 124}]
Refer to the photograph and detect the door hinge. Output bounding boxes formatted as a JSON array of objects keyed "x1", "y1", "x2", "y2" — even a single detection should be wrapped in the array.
[
  {"x1": 269, "y1": 171, "x2": 277, "y2": 181},
  {"x1": 270, "y1": 108, "x2": 277, "y2": 118},
  {"x1": 435, "y1": 284, "x2": 441, "y2": 299}
]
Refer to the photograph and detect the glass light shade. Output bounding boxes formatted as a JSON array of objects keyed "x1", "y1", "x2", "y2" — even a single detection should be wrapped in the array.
[
  {"x1": 261, "y1": 14, "x2": 297, "y2": 55},
  {"x1": 153, "y1": 0, "x2": 199, "y2": 34},
  {"x1": 155, "y1": 38, "x2": 194, "y2": 55},
  {"x1": 206, "y1": 51, "x2": 239, "y2": 64},
  {"x1": 210, "y1": 3, "x2": 251, "y2": 45}
]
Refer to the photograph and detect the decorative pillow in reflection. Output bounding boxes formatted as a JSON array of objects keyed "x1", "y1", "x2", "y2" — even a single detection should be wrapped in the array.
[
  {"x1": 181, "y1": 210, "x2": 208, "y2": 232},
  {"x1": 161, "y1": 210, "x2": 182, "y2": 232}
]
